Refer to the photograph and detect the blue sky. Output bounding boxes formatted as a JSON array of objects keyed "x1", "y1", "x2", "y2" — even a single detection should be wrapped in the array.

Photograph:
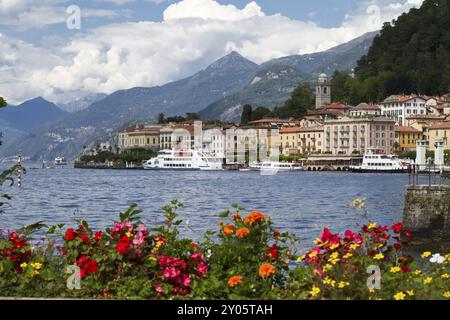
[{"x1": 0, "y1": 0, "x2": 423, "y2": 104}]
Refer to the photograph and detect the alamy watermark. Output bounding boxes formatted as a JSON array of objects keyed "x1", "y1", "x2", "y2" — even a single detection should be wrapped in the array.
[{"x1": 66, "y1": 5, "x2": 81, "y2": 30}]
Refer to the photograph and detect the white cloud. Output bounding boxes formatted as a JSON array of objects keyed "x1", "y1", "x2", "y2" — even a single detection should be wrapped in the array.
[{"x1": 0, "y1": 0, "x2": 425, "y2": 105}]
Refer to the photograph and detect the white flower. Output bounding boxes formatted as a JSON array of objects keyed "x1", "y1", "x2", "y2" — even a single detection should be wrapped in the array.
[
  {"x1": 430, "y1": 253, "x2": 445, "y2": 264},
  {"x1": 206, "y1": 249, "x2": 212, "y2": 258}
]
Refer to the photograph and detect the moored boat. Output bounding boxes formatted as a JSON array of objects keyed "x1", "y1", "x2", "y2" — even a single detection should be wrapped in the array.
[
  {"x1": 349, "y1": 148, "x2": 411, "y2": 173},
  {"x1": 143, "y1": 149, "x2": 223, "y2": 171}
]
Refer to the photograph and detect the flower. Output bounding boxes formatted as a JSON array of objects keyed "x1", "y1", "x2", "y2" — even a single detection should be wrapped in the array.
[
  {"x1": 421, "y1": 251, "x2": 432, "y2": 258},
  {"x1": 31, "y1": 262, "x2": 42, "y2": 270},
  {"x1": 390, "y1": 266, "x2": 401, "y2": 273},
  {"x1": 406, "y1": 290, "x2": 414, "y2": 296},
  {"x1": 391, "y1": 222, "x2": 403, "y2": 233},
  {"x1": 258, "y1": 263, "x2": 276, "y2": 278},
  {"x1": 430, "y1": 253, "x2": 445, "y2": 264},
  {"x1": 441, "y1": 273, "x2": 449, "y2": 279},
  {"x1": 94, "y1": 231, "x2": 104, "y2": 242},
  {"x1": 236, "y1": 227, "x2": 250, "y2": 238},
  {"x1": 196, "y1": 262, "x2": 208, "y2": 274},
  {"x1": 64, "y1": 228, "x2": 76, "y2": 241},
  {"x1": 373, "y1": 253, "x2": 384, "y2": 260},
  {"x1": 349, "y1": 243, "x2": 360, "y2": 250},
  {"x1": 394, "y1": 292, "x2": 406, "y2": 300},
  {"x1": 116, "y1": 237, "x2": 130, "y2": 255},
  {"x1": 338, "y1": 281, "x2": 350, "y2": 289},
  {"x1": 443, "y1": 291, "x2": 450, "y2": 298},
  {"x1": 223, "y1": 224, "x2": 235, "y2": 236},
  {"x1": 414, "y1": 269, "x2": 421, "y2": 275},
  {"x1": 368, "y1": 223, "x2": 377, "y2": 229},
  {"x1": 244, "y1": 211, "x2": 266, "y2": 226},
  {"x1": 424, "y1": 277, "x2": 433, "y2": 285},
  {"x1": 228, "y1": 275, "x2": 243, "y2": 287},
  {"x1": 343, "y1": 253, "x2": 353, "y2": 259},
  {"x1": 323, "y1": 277, "x2": 336, "y2": 287},
  {"x1": 309, "y1": 285, "x2": 320, "y2": 297},
  {"x1": 20, "y1": 262, "x2": 28, "y2": 269}
]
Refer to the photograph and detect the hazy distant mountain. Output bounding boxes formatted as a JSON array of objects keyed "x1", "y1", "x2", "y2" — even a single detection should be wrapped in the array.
[
  {"x1": 0, "y1": 97, "x2": 66, "y2": 131},
  {"x1": 0, "y1": 118, "x2": 25, "y2": 148},
  {"x1": 0, "y1": 51, "x2": 258, "y2": 160},
  {"x1": 260, "y1": 31, "x2": 378, "y2": 77},
  {"x1": 58, "y1": 93, "x2": 108, "y2": 112},
  {"x1": 199, "y1": 65, "x2": 309, "y2": 122},
  {"x1": 198, "y1": 32, "x2": 377, "y2": 121}
]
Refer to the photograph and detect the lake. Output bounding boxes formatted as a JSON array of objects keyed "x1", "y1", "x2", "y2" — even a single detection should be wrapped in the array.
[{"x1": 0, "y1": 165, "x2": 427, "y2": 250}]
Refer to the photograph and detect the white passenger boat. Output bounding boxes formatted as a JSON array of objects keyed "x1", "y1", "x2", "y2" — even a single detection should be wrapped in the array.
[
  {"x1": 349, "y1": 148, "x2": 410, "y2": 173},
  {"x1": 54, "y1": 156, "x2": 67, "y2": 166},
  {"x1": 143, "y1": 149, "x2": 223, "y2": 171},
  {"x1": 248, "y1": 161, "x2": 304, "y2": 172}
]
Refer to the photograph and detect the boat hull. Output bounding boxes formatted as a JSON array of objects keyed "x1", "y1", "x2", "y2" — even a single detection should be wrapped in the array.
[{"x1": 350, "y1": 168, "x2": 409, "y2": 173}]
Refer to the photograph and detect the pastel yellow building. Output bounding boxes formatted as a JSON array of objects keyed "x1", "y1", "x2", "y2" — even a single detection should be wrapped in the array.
[
  {"x1": 428, "y1": 121, "x2": 450, "y2": 150},
  {"x1": 118, "y1": 124, "x2": 160, "y2": 151},
  {"x1": 280, "y1": 126, "x2": 323, "y2": 155},
  {"x1": 395, "y1": 126, "x2": 422, "y2": 151}
]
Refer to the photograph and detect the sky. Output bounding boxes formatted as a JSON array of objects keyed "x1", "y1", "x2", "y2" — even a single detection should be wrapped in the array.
[{"x1": 0, "y1": 0, "x2": 424, "y2": 105}]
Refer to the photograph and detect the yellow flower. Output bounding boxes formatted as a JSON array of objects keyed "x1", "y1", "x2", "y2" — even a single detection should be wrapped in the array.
[
  {"x1": 441, "y1": 273, "x2": 449, "y2": 279},
  {"x1": 369, "y1": 288, "x2": 376, "y2": 293},
  {"x1": 423, "y1": 277, "x2": 433, "y2": 285},
  {"x1": 338, "y1": 281, "x2": 350, "y2": 289},
  {"x1": 308, "y1": 251, "x2": 318, "y2": 258},
  {"x1": 414, "y1": 269, "x2": 421, "y2": 275},
  {"x1": 349, "y1": 243, "x2": 360, "y2": 250},
  {"x1": 359, "y1": 203, "x2": 365, "y2": 209},
  {"x1": 328, "y1": 258, "x2": 340, "y2": 265},
  {"x1": 373, "y1": 253, "x2": 384, "y2": 260},
  {"x1": 20, "y1": 262, "x2": 28, "y2": 269},
  {"x1": 313, "y1": 238, "x2": 321, "y2": 244},
  {"x1": 330, "y1": 252, "x2": 339, "y2": 259},
  {"x1": 148, "y1": 256, "x2": 157, "y2": 262},
  {"x1": 329, "y1": 243, "x2": 340, "y2": 250},
  {"x1": 323, "y1": 264, "x2": 333, "y2": 272},
  {"x1": 394, "y1": 292, "x2": 406, "y2": 300},
  {"x1": 446, "y1": 254, "x2": 450, "y2": 262},
  {"x1": 309, "y1": 285, "x2": 321, "y2": 297},
  {"x1": 390, "y1": 266, "x2": 401, "y2": 273},
  {"x1": 31, "y1": 262, "x2": 43, "y2": 270},
  {"x1": 323, "y1": 277, "x2": 336, "y2": 287},
  {"x1": 30, "y1": 270, "x2": 40, "y2": 277},
  {"x1": 343, "y1": 253, "x2": 353, "y2": 259},
  {"x1": 296, "y1": 255, "x2": 306, "y2": 262},
  {"x1": 406, "y1": 290, "x2": 414, "y2": 296},
  {"x1": 368, "y1": 223, "x2": 377, "y2": 229},
  {"x1": 421, "y1": 251, "x2": 432, "y2": 258},
  {"x1": 125, "y1": 231, "x2": 132, "y2": 238},
  {"x1": 443, "y1": 291, "x2": 450, "y2": 298}
]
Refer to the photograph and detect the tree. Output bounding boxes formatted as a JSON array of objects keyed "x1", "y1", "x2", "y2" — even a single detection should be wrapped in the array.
[
  {"x1": 240, "y1": 104, "x2": 252, "y2": 125},
  {"x1": 274, "y1": 82, "x2": 314, "y2": 118},
  {"x1": 158, "y1": 113, "x2": 165, "y2": 124},
  {"x1": 330, "y1": 71, "x2": 350, "y2": 103},
  {"x1": 186, "y1": 113, "x2": 200, "y2": 121},
  {"x1": 251, "y1": 107, "x2": 272, "y2": 121},
  {"x1": 0, "y1": 97, "x2": 6, "y2": 108}
]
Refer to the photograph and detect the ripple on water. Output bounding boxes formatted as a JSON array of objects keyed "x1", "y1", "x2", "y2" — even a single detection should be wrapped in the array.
[{"x1": 0, "y1": 165, "x2": 411, "y2": 249}]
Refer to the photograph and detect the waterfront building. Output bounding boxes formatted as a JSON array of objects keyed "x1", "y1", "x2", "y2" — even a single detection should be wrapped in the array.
[
  {"x1": 349, "y1": 103, "x2": 381, "y2": 117},
  {"x1": 202, "y1": 125, "x2": 233, "y2": 159},
  {"x1": 315, "y1": 73, "x2": 331, "y2": 109},
  {"x1": 427, "y1": 121, "x2": 450, "y2": 150},
  {"x1": 308, "y1": 102, "x2": 352, "y2": 120},
  {"x1": 118, "y1": 124, "x2": 160, "y2": 151},
  {"x1": 159, "y1": 123, "x2": 196, "y2": 150},
  {"x1": 323, "y1": 117, "x2": 396, "y2": 155},
  {"x1": 248, "y1": 118, "x2": 299, "y2": 128},
  {"x1": 425, "y1": 96, "x2": 450, "y2": 115},
  {"x1": 379, "y1": 95, "x2": 427, "y2": 126},
  {"x1": 395, "y1": 126, "x2": 422, "y2": 151},
  {"x1": 279, "y1": 126, "x2": 323, "y2": 155},
  {"x1": 405, "y1": 114, "x2": 447, "y2": 142}
]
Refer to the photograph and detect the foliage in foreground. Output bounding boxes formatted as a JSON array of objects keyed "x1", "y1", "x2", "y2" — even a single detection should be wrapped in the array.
[{"x1": 0, "y1": 201, "x2": 449, "y2": 300}]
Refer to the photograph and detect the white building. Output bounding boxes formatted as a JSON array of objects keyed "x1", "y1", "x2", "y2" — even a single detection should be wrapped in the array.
[
  {"x1": 202, "y1": 125, "x2": 228, "y2": 159},
  {"x1": 379, "y1": 95, "x2": 427, "y2": 126}
]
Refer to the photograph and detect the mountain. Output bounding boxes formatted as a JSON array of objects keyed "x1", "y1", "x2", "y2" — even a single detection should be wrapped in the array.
[
  {"x1": 0, "y1": 97, "x2": 66, "y2": 131},
  {"x1": 355, "y1": 0, "x2": 450, "y2": 95},
  {"x1": 198, "y1": 32, "x2": 377, "y2": 121},
  {"x1": 199, "y1": 65, "x2": 309, "y2": 122},
  {"x1": 0, "y1": 118, "x2": 25, "y2": 148},
  {"x1": 260, "y1": 31, "x2": 378, "y2": 77},
  {"x1": 0, "y1": 52, "x2": 258, "y2": 160},
  {"x1": 58, "y1": 93, "x2": 108, "y2": 112}
]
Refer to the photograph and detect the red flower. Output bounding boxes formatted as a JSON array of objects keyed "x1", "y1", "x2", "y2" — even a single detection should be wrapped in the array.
[
  {"x1": 76, "y1": 255, "x2": 88, "y2": 267},
  {"x1": 95, "y1": 231, "x2": 103, "y2": 242},
  {"x1": 78, "y1": 234, "x2": 91, "y2": 244},
  {"x1": 391, "y1": 222, "x2": 403, "y2": 234},
  {"x1": 116, "y1": 237, "x2": 130, "y2": 255},
  {"x1": 404, "y1": 230, "x2": 413, "y2": 238},
  {"x1": 64, "y1": 228, "x2": 76, "y2": 241},
  {"x1": 266, "y1": 244, "x2": 279, "y2": 260},
  {"x1": 100, "y1": 291, "x2": 110, "y2": 297},
  {"x1": 196, "y1": 262, "x2": 208, "y2": 274},
  {"x1": 401, "y1": 265, "x2": 411, "y2": 273}
]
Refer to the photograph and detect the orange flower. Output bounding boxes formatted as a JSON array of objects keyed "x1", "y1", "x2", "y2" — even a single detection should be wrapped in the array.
[
  {"x1": 259, "y1": 263, "x2": 276, "y2": 278},
  {"x1": 273, "y1": 230, "x2": 281, "y2": 239},
  {"x1": 223, "y1": 224, "x2": 235, "y2": 236},
  {"x1": 228, "y1": 275, "x2": 243, "y2": 287},
  {"x1": 236, "y1": 227, "x2": 250, "y2": 238},
  {"x1": 232, "y1": 214, "x2": 242, "y2": 221},
  {"x1": 244, "y1": 211, "x2": 266, "y2": 226}
]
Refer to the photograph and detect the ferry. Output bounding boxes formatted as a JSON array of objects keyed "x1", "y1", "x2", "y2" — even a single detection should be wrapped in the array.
[
  {"x1": 349, "y1": 148, "x2": 411, "y2": 173},
  {"x1": 54, "y1": 156, "x2": 68, "y2": 166},
  {"x1": 143, "y1": 149, "x2": 223, "y2": 171},
  {"x1": 249, "y1": 161, "x2": 304, "y2": 172}
]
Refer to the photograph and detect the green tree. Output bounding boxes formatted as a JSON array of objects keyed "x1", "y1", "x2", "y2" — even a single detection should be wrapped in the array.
[
  {"x1": 274, "y1": 82, "x2": 314, "y2": 118},
  {"x1": 158, "y1": 113, "x2": 165, "y2": 124},
  {"x1": 330, "y1": 71, "x2": 350, "y2": 103},
  {"x1": 0, "y1": 97, "x2": 6, "y2": 108},
  {"x1": 186, "y1": 113, "x2": 200, "y2": 121},
  {"x1": 251, "y1": 106, "x2": 272, "y2": 121},
  {"x1": 240, "y1": 104, "x2": 252, "y2": 125}
]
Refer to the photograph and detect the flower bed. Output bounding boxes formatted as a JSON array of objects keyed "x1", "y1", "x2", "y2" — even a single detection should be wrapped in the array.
[{"x1": 0, "y1": 201, "x2": 449, "y2": 300}]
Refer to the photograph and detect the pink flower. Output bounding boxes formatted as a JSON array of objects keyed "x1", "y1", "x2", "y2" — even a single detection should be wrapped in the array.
[
  {"x1": 191, "y1": 252, "x2": 205, "y2": 262},
  {"x1": 155, "y1": 283, "x2": 164, "y2": 294},
  {"x1": 182, "y1": 274, "x2": 192, "y2": 287},
  {"x1": 196, "y1": 262, "x2": 208, "y2": 274}
]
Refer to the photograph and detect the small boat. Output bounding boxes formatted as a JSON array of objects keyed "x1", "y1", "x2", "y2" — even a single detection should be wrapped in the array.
[
  {"x1": 349, "y1": 148, "x2": 410, "y2": 173},
  {"x1": 54, "y1": 156, "x2": 68, "y2": 166},
  {"x1": 143, "y1": 149, "x2": 223, "y2": 171},
  {"x1": 239, "y1": 168, "x2": 252, "y2": 172}
]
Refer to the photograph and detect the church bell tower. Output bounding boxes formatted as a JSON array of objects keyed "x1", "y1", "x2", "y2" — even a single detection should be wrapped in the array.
[{"x1": 315, "y1": 73, "x2": 331, "y2": 109}]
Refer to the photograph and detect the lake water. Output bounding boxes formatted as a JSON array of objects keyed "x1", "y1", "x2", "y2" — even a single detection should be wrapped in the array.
[{"x1": 0, "y1": 165, "x2": 429, "y2": 250}]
